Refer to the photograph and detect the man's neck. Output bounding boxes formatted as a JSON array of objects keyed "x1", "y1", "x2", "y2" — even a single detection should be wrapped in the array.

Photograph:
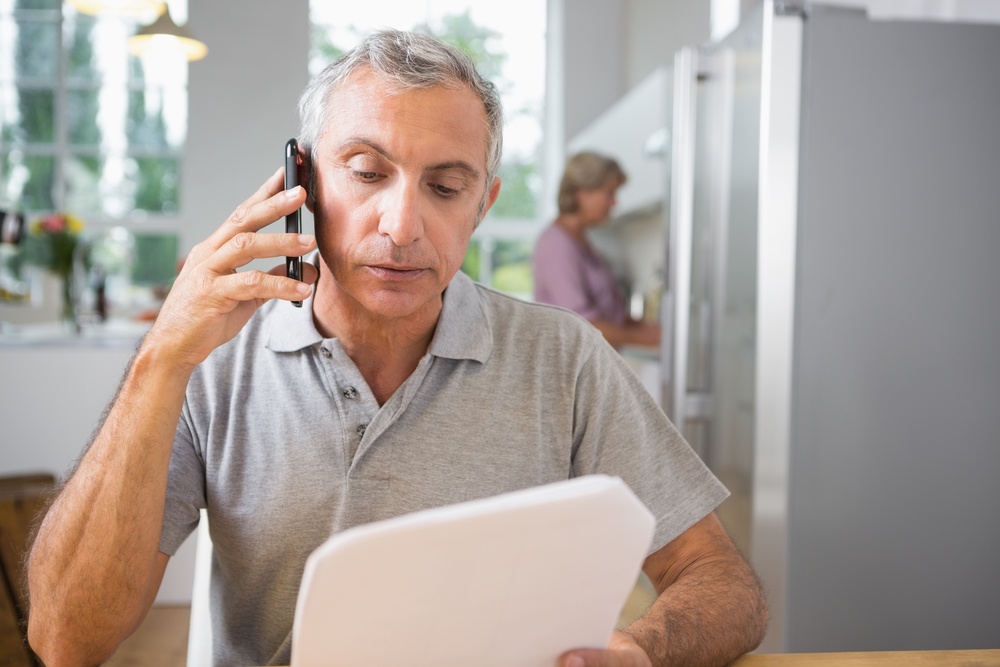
[{"x1": 311, "y1": 270, "x2": 440, "y2": 406}]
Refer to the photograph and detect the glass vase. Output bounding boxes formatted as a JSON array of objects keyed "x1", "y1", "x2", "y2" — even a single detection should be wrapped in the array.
[{"x1": 58, "y1": 271, "x2": 78, "y2": 331}]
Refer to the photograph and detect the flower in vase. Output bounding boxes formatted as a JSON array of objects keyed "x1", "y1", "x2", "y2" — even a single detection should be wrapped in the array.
[
  {"x1": 8, "y1": 213, "x2": 86, "y2": 324},
  {"x1": 25, "y1": 213, "x2": 86, "y2": 279}
]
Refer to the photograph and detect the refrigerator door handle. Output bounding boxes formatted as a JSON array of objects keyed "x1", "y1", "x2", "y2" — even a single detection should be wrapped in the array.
[{"x1": 664, "y1": 46, "x2": 699, "y2": 428}]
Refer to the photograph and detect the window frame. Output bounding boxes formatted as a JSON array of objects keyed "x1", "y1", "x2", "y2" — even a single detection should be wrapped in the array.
[{"x1": 0, "y1": 1, "x2": 184, "y2": 233}]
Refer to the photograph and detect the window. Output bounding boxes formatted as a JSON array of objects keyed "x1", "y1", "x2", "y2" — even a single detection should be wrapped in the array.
[
  {"x1": 310, "y1": 0, "x2": 545, "y2": 299},
  {"x1": 0, "y1": 0, "x2": 186, "y2": 312},
  {"x1": 1, "y1": 0, "x2": 186, "y2": 218}
]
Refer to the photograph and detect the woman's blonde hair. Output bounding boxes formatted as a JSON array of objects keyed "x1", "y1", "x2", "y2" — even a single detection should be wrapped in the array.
[{"x1": 557, "y1": 151, "x2": 627, "y2": 214}]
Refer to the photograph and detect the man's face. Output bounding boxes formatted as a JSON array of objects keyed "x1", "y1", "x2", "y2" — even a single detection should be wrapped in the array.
[{"x1": 310, "y1": 69, "x2": 500, "y2": 322}]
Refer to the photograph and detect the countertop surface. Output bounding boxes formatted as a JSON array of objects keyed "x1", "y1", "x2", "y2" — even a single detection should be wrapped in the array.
[
  {"x1": 730, "y1": 650, "x2": 999, "y2": 666},
  {"x1": 0, "y1": 318, "x2": 150, "y2": 347},
  {"x1": 265, "y1": 650, "x2": 1000, "y2": 667}
]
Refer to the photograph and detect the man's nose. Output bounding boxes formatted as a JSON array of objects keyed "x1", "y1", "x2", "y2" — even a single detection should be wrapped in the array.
[{"x1": 378, "y1": 180, "x2": 425, "y2": 246}]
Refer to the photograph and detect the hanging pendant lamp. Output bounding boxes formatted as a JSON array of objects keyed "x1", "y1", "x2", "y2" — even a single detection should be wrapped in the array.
[
  {"x1": 127, "y1": 6, "x2": 208, "y2": 61},
  {"x1": 68, "y1": 0, "x2": 166, "y2": 18}
]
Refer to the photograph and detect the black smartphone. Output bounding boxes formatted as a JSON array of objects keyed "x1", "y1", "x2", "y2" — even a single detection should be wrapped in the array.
[{"x1": 285, "y1": 138, "x2": 303, "y2": 307}]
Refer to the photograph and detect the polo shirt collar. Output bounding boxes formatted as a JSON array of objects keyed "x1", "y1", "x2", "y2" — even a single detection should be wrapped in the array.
[
  {"x1": 264, "y1": 288, "x2": 323, "y2": 352},
  {"x1": 429, "y1": 270, "x2": 492, "y2": 364},
  {"x1": 265, "y1": 263, "x2": 492, "y2": 364}
]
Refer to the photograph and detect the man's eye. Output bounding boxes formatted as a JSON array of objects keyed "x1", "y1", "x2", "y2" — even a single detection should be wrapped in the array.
[
  {"x1": 353, "y1": 171, "x2": 380, "y2": 181},
  {"x1": 431, "y1": 183, "x2": 459, "y2": 198}
]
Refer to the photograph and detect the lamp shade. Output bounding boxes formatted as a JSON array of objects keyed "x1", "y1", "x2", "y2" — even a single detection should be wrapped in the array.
[
  {"x1": 68, "y1": 0, "x2": 166, "y2": 18},
  {"x1": 128, "y1": 7, "x2": 208, "y2": 61}
]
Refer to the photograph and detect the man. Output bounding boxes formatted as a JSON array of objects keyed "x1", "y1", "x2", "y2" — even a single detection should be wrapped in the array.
[{"x1": 26, "y1": 30, "x2": 766, "y2": 667}]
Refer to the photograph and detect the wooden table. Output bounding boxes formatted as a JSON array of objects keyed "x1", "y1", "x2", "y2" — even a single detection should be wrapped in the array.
[
  {"x1": 270, "y1": 651, "x2": 999, "y2": 666},
  {"x1": 731, "y1": 650, "x2": 999, "y2": 666}
]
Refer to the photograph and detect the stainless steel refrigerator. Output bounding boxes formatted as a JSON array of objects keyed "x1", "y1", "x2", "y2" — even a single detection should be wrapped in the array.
[{"x1": 660, "y1": 1, "x2": 1000, "y2": 653}]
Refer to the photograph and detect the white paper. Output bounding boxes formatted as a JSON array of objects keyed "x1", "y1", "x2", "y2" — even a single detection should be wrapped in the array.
[{"x1": 290, "y1": 475, "x2": 656, "y2": 667}]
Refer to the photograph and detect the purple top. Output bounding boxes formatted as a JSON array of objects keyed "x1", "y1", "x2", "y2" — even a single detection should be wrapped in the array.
[{"x1": 532, "y1": 223, "x2": 627, "y2": 326}]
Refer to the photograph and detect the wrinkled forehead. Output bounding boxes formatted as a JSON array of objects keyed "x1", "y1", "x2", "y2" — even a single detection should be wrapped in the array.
[
  {"x1": 321, "y1": 68, "x2": 491, "y2": 164},
  {"x1": 333, "y1": 67, "x2": 485, "y2": 120}
]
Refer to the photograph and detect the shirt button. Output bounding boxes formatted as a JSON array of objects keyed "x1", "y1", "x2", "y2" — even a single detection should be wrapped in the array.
[
  {"x1": 357, "y1": 424, "x2": 367, "y2": 436},
  {"x1": 343, "y1": 386, "x2": 359, "y2": 399},
  {"x1": 320, "y1": 347, "x2": 332, "y2": 359}
]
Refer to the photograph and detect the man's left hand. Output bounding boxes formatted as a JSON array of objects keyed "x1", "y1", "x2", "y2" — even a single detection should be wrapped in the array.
[{"x1": 560, "y1": 631, "x2": 653, "y2": 667}]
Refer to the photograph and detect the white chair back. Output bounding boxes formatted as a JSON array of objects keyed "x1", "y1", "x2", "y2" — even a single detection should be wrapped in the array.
[{"x1": 186, "y1": 510, "x2": 214, "y2": 667}]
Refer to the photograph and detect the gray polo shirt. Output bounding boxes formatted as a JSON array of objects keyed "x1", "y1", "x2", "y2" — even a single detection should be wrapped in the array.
[{"x1": 159, "y1": 270, "x2": 728, "y2": 667}]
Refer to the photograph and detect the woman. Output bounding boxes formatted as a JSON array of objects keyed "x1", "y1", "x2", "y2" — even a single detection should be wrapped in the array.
[{"x1": 533, "y1": 151, "x2": 660, "y2": 348}]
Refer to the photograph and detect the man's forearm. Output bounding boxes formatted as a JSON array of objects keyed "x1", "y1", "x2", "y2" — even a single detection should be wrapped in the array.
[
  {"x1": 625, "y1": 547, "x2": 768, "y2": 667},
  {"x1": 26, "y1": 342, "x2": 191, "y2": 666}
]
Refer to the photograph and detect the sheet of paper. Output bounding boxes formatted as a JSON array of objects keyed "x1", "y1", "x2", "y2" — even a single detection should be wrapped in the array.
[{"x1": 291, "y1": 474, "x2": 655, "y2": 667}]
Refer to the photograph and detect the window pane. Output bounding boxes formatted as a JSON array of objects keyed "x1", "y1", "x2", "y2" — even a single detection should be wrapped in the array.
[
  {"x1": 128, "y1": 54, "x2": 187, "y2": 149},
  {"x1": 64, "y1": 153, "x2": 102, "y2": 212},
  {"x1": 461, "y1": 239, "x2": 481, "y2": 281},
  {"x1": 127, "y1": 87, "x2": 184, "y2": 149},
  {"x1": 0, "y1": 16, "x2": 16, "y2": 78},
  {"x1": 491, "y1": 239, "x2": 533, "y2": 296},
  {"x1": 14, "y1": 88, "x2": 55, "y2": 142},
  {"x1": 129, "y1": 156, "x2": 179, "y2": 213},
  {"x1": 67, "y1": 88, "x2": 102, "y2": 145},
  {"x1": 15, "y1": 0, "x2": 60, "y2": 9},
  {"x1": 15, "y1": 19, "x2": 59, "y2": 80},
  {"x1": 65, "y1": 12, "x2": 100, "y2": 81},
  {"x1": 7, "y1": 152, "x2": 55, "y2": 210},
  {"x1": 489, "y1": 156, "x2": 539, "y2": 219},
  {"x1": 1, "y1": 3, "x2": 189, "y2": 220},
  {"x1": 131, "y1": 232, "x2": 179, "y2": 286},
  {"x1": 461, "y1": 238, "x2": 533, "y2": 295}
]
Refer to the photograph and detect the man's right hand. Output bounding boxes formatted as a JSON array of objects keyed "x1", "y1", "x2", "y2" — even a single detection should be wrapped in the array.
[{"x1": 145, "y1": 167, "x2": 317, "y2": 371}]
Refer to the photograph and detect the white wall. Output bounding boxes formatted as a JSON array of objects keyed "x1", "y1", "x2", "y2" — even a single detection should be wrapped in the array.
[
  {"x1": 625, "y1": 0, "x2": 710, "y2": 89},
  {"x1": 180, "y1": 0, "x2": 310, "y2": 254},
  {"x1": 0, "y1": 342, "x2": 197, "y2": 604},
  {"x1": 543, "y1": 0, "x2": 711, "y2": 222},
  {"x1": 561, "y1": 0, "x2": 627, "y2": 142},
  {"x1": 553, "y1": 0, "x2": 712, "y2": 142}
]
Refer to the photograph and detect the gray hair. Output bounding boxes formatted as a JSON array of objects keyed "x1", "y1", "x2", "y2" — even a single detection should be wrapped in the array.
[
  {"x1": 298, "y1": 29, "x2": 504, "y2": 221},
  {"x1": 557, "y1": 151, "x2": 627, "y2": 214}
]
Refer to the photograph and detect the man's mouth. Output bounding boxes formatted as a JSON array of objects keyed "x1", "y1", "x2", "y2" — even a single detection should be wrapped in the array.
[{"x1": 366, "y1": 264, "x2": 426, "y2": 281}]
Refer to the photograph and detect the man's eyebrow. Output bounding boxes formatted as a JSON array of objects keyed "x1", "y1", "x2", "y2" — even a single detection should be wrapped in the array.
[
  {"x1": 336, "y1": 137, "x2": 482, "y2": 180},
  {"x1": 337, "y1": 137, "x2": 393, "y2": 160},
  {"x1": 428, "y1": 161, "x2": 481, "y2": 181}
]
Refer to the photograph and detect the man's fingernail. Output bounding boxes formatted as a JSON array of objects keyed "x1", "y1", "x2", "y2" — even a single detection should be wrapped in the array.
[
  {"x1": 295, "y1": 282, "x2": 311, "y2": 295},
  {"x1": 566, "y1": 657, "x2": 585, "y2": 667},
  {"x1": 285, "y1": 186, "x2": 302, "y2": 198},
  {"x1": 299, "y1": 234, "x2": 314, "y2": 246}
]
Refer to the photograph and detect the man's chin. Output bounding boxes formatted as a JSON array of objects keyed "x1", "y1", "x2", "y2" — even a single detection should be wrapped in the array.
[{"x1": 356, "y1": 284, "x2": 442, "y2": 321}]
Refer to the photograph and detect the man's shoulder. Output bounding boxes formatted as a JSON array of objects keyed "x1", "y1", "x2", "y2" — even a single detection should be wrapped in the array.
[
  {"x1": 473, "y1": 279, "x2": 583, "y2": 322},
  {"x1": 469, "y1": 280, "x2": 606, "y2": 355}
]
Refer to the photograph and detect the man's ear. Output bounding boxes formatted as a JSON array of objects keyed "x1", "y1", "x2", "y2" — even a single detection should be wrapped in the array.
[
  {"x1": 297, "y1": 149, "x2": 316, "y2": 212},
  {"x1": 481, "y1": 177, "x2": 502, "y2": 218}
]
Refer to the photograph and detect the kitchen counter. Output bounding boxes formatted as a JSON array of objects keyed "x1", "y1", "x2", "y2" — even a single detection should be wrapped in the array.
[
  {"x1": 0, "y1": 317, "x2": 151, "y2": 347},
  {"x1": 264, "y1": 650, "x2": 999, "y2": 667},
  {"x1": 731, "y1": 650, "x2": 999, "y2": 666}
]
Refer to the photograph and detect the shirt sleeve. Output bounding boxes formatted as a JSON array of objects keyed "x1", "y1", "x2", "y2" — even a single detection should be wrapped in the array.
[
  {"x1": 533, "y1": 227, "x2": 605, "y2": 322},
  {"x1": 158, "y1": 397, "x2": 206, "y2": 556},
  {"x1": 570, "y1": 337, "x2": 730, "y2": 552}
]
